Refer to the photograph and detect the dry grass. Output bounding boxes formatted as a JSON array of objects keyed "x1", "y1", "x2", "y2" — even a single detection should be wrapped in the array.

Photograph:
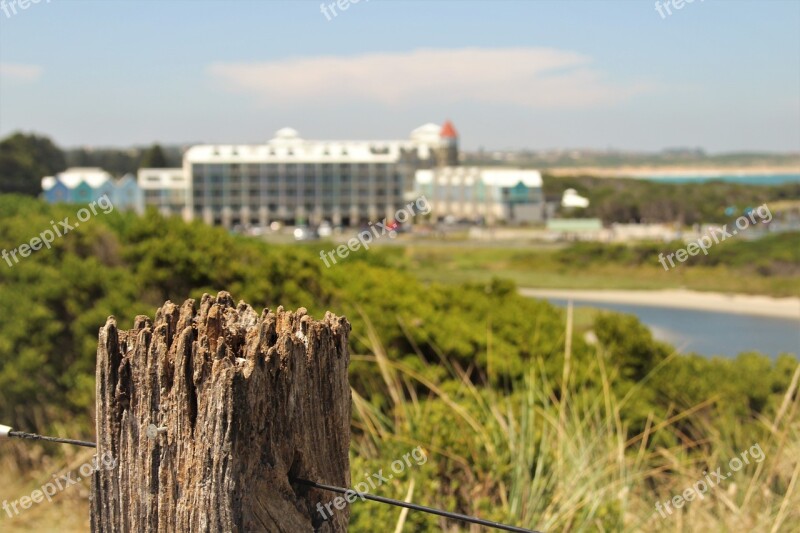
[
  {"x1": 350, "y1": 310, "x2": 800, "y2": 532},
  {"x1": 2, "y1": 311, "x2": 798, "y2": 532},
  {"x1": 0, "y1": 442, "x2": 95, "y2": 532}
]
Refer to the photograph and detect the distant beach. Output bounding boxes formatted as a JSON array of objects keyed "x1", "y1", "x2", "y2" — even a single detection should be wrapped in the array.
[
  {"x1": 547, "y1": 167, "x2": 800, "y2": 185},
  {"x1": 520, "y1": 288, "x2": 800, "y2": 320}
]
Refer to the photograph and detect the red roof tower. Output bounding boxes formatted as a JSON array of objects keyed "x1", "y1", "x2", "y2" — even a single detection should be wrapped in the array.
[
  {"x1": 440, "y1": 120, "x2": 459, "y2": 140},
  {"x1": 437, "y1": 120, "x2": 460, "y2": 166}
]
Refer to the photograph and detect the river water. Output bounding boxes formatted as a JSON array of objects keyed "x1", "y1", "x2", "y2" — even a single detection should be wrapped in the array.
[{"x1": 545, "y1": 298, "x2": 799, "y2": 358}]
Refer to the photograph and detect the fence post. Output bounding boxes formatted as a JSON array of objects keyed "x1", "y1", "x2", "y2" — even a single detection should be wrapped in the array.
[{"x1": 90, "y1": 291, "x2": 351, "y2": 532}]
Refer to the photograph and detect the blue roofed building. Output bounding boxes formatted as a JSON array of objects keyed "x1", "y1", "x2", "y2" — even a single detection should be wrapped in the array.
[
  {"x1": 113, "y1": 174, "x2": 144, "y2": 214},
  {"x1": 42, "y1": 177, "x2": 70, "y2": 203},
  {"x1": 137, "y1": 168, "x2": 187, "y2": 217},
  {"x1": 70, "y1": 180, "x2": 95, "y2": 203},
  {"x1": 40, "y1": 167, "x2": 144, "y2": 213},
  {"x1": 414, "y1": 167, "x2": 545, "y2": 224}
]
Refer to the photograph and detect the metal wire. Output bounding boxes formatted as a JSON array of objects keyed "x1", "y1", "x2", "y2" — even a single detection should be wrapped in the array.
[
  {"x1": 4, "y1": 431, "x2": 541, "y2": 532},
  {"x1": 7, "y1": 430, "x2": 97, "y2": 449},
  {"x1": 294, "y1": 477, "x2": 541, "y2": 533}
]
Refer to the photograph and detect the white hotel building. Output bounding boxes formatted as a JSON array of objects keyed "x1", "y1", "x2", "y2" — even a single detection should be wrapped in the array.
[
  {"x1": 138, "y1": 167, "x2": 188, "y2": 217},
  {"x1": 414, "y1": 167, "x2": 545, "y2": 224},
  {"x1": 184, "y1": 123, "x2": 459, "y2": 228}
]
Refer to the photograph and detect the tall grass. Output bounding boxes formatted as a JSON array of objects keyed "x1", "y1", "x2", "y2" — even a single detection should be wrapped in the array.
[
  {"x1": 349, "y1": 310, "x2": 800, "y2": 532},
  {"x1": 1, "y1": 309, "x2": 797, "y2": 532},
  {"x1": 0, "y1": 440, "x2": 95, "y2": 532}
]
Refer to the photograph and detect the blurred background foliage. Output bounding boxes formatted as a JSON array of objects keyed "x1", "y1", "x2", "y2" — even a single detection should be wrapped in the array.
[
  {"x1": 0, "y1": 194, "x2": 797, "y2": 530},
  {"x1": 543, "y1": 174, "x2": 800, "y2": 225}
]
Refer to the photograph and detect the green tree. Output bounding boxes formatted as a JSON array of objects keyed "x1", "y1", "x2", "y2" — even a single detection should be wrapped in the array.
[
  {"x1": 0, "y1": 132, "x2": 66, "y2": 196},
  {"x1": 67, "y1": 147, "x2": 93, "y2": 167},
  {"x1": 594, "y1": 312, "x2": 671, "y2": 381},
  {"x1": 140, "y1": 143, "x2": 168, "y2": 168}
]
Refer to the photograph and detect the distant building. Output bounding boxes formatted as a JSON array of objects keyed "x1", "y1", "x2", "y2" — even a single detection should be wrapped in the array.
[
  {"x1": 561, "y1": 188, "x2": 589, "y2": 209},
  {"x1": 137, "y1": 168, "x2": 187, "y2": 217},
  {"x1": 414, "y1": 167, "x2": 545, "y2": 224},
  {"x1": 114, "y1": 174, "x2": 145, "y2": 214},
  {"x1": 437, "y1": 120, "x2": 460, "y2": 167},
  {"x1": 546, "y1": 218, "x2": 605, "y2": 241},
  {"x1": 610, "y1": 223, "x2": 677, "y2": 242},
  {"x1": 183, "y1": 122, "x2": 458, "y2": 228},
  {"x1": 41, "y1": 167, "x2": 143, "y2": 212},
  {"x1": 70, "y1": 180, "x2": 95, "y2": 204},
  {"x1": 42, "y1": 167, "x2": 112, "y2": 203},
  {"x1": 42, "y1": 178, "x2": 69, "y2": 204},
  {"x1": 96, "y1": 179, "x2": 118, "y2": 205}
]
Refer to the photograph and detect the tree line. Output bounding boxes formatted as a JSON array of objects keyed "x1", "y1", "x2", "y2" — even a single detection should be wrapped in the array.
[{"x1": 0, "y1": 132, "x2": 182, "y2": 196}]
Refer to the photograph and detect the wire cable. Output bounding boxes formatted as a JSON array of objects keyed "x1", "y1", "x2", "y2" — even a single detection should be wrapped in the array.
[
  {"x1": 294, "y1": 477, "x2": 540, "y2": 533},
  {"x1": 7, "y1": 430, "x2": 97, "y2": 449},
  {"x1": 2, "y1": 430, "x2": 541, "y2": 532}
]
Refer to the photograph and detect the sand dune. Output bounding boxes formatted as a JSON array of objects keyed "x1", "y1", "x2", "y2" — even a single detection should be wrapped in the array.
[
  {"x1": 520, "y1": 288, "x2": 800, "y2": 320},
  {"x1": 546, "y1": 166, "x2": 800, "y2": 178}
]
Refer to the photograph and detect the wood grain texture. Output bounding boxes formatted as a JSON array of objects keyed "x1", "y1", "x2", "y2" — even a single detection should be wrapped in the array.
[{"x1": 91, "y1": 291, "x2": 351, "y2": 532}]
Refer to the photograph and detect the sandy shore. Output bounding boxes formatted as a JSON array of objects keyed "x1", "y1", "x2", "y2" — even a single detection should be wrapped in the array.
[
  {"x1": 520, "y1": 288, "x2": 800, "y2": 320},
  {"x1": 546, "y1": 166, "x2": 800, "y2": 178}
]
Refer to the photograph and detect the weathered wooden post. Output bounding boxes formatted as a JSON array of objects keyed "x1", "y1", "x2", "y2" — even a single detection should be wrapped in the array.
[{"x1": 90, "y1": 291, "x2": 351, "y2": 532}]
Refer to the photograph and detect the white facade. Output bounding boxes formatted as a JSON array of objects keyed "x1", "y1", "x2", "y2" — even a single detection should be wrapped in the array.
[
  {"x1": 184, "y1": 127, "x2": 443, "y2": 164},
  {"x1": 562, "y1": 188, "x2": 590, "y2": 208},
  {"x1": 415, "y1": 167, "x2": 544, "y2": 224},
  {"x1": 42, "y1": 167, "x2": 112, "y2": 191},
  {"x1": 41, "y1": 167, "x2": 144, "y2": 210},
  {"x1": 184, "y1": 125, "x2": 454, "y2": 228},
  {"x1": 137, "y1": 168, "x2": 188, "y2": 217}
]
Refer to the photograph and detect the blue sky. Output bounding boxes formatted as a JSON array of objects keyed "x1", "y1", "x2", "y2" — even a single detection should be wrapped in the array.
[{"x1": 1, "y1": 0, "x2": 798, "y2": 152}]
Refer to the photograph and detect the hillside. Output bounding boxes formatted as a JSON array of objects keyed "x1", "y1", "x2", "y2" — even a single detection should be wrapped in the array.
[{"x1": 0, "y1": 195, "x2": 798, "y2": 531}]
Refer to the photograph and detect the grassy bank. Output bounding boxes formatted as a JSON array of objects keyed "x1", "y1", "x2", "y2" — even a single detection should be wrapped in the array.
[
  {"x1": 3, "y1": 316, "x2": 798, "y2": 532},
  {"x1": 391, "y1": 233, "x2": 800, "y2": 297},
  {"x1": 1, "y1": 195, "x2": 798, "y2": 531}
]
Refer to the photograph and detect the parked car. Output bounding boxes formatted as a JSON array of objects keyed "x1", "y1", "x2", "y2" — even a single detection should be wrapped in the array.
[{"x1": 293, "y1": 226, "x2": 319, "y2": 241}]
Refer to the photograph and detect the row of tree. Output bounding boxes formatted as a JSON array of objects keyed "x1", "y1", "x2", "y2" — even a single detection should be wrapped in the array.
[
  {"x1": 544, "y1": 174, "x2": 800, "y2": 224},
  {"x1": 0, "y1": 132, "x2": 177, "y2": 196},
  {"x1": 0, "y1": 193, "x2": 795, "y2": 437},
  {"x1": 1, "y1": 194, "x2": 797, "y2": 529}
]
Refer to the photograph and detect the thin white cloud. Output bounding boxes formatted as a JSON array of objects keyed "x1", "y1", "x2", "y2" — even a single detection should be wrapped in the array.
[
  {"x1": 208, "y1": 47, "x2": 650, "y2": 109},
  {"x1": 0, "y1": 63, "x2": 43, "y2": 82}
]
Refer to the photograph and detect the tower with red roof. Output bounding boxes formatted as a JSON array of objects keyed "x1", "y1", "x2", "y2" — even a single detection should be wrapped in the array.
[{"x1": 438, "y1": 120, "x2": 460, "y2": 167}]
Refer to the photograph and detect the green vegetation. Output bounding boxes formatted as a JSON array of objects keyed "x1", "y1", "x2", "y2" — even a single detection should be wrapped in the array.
[
  {"x1": 65, "y1": 144, "x2": 183, "y2": 176},
  {"x1": 138, "y1": 143, "x2": 169, "y2": 169},
  {"x1": 543, "y1": 174, "x2": 800, "y2": 224},
  {"x1": 1, "y1": 195, "x2": 798, "y2": 531},
  {"x1": 466, "y1": 149, "x2": 800, "y2": 169},
  {"x1": 0, "y1": 132, "x2": 184, "y2": 194},
  {"x1": 0, "y1": 133, "x2": 66, "y2": 196},
  {"x1": 400, "y1": 235, "x2": 800, "y2": 297}
]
